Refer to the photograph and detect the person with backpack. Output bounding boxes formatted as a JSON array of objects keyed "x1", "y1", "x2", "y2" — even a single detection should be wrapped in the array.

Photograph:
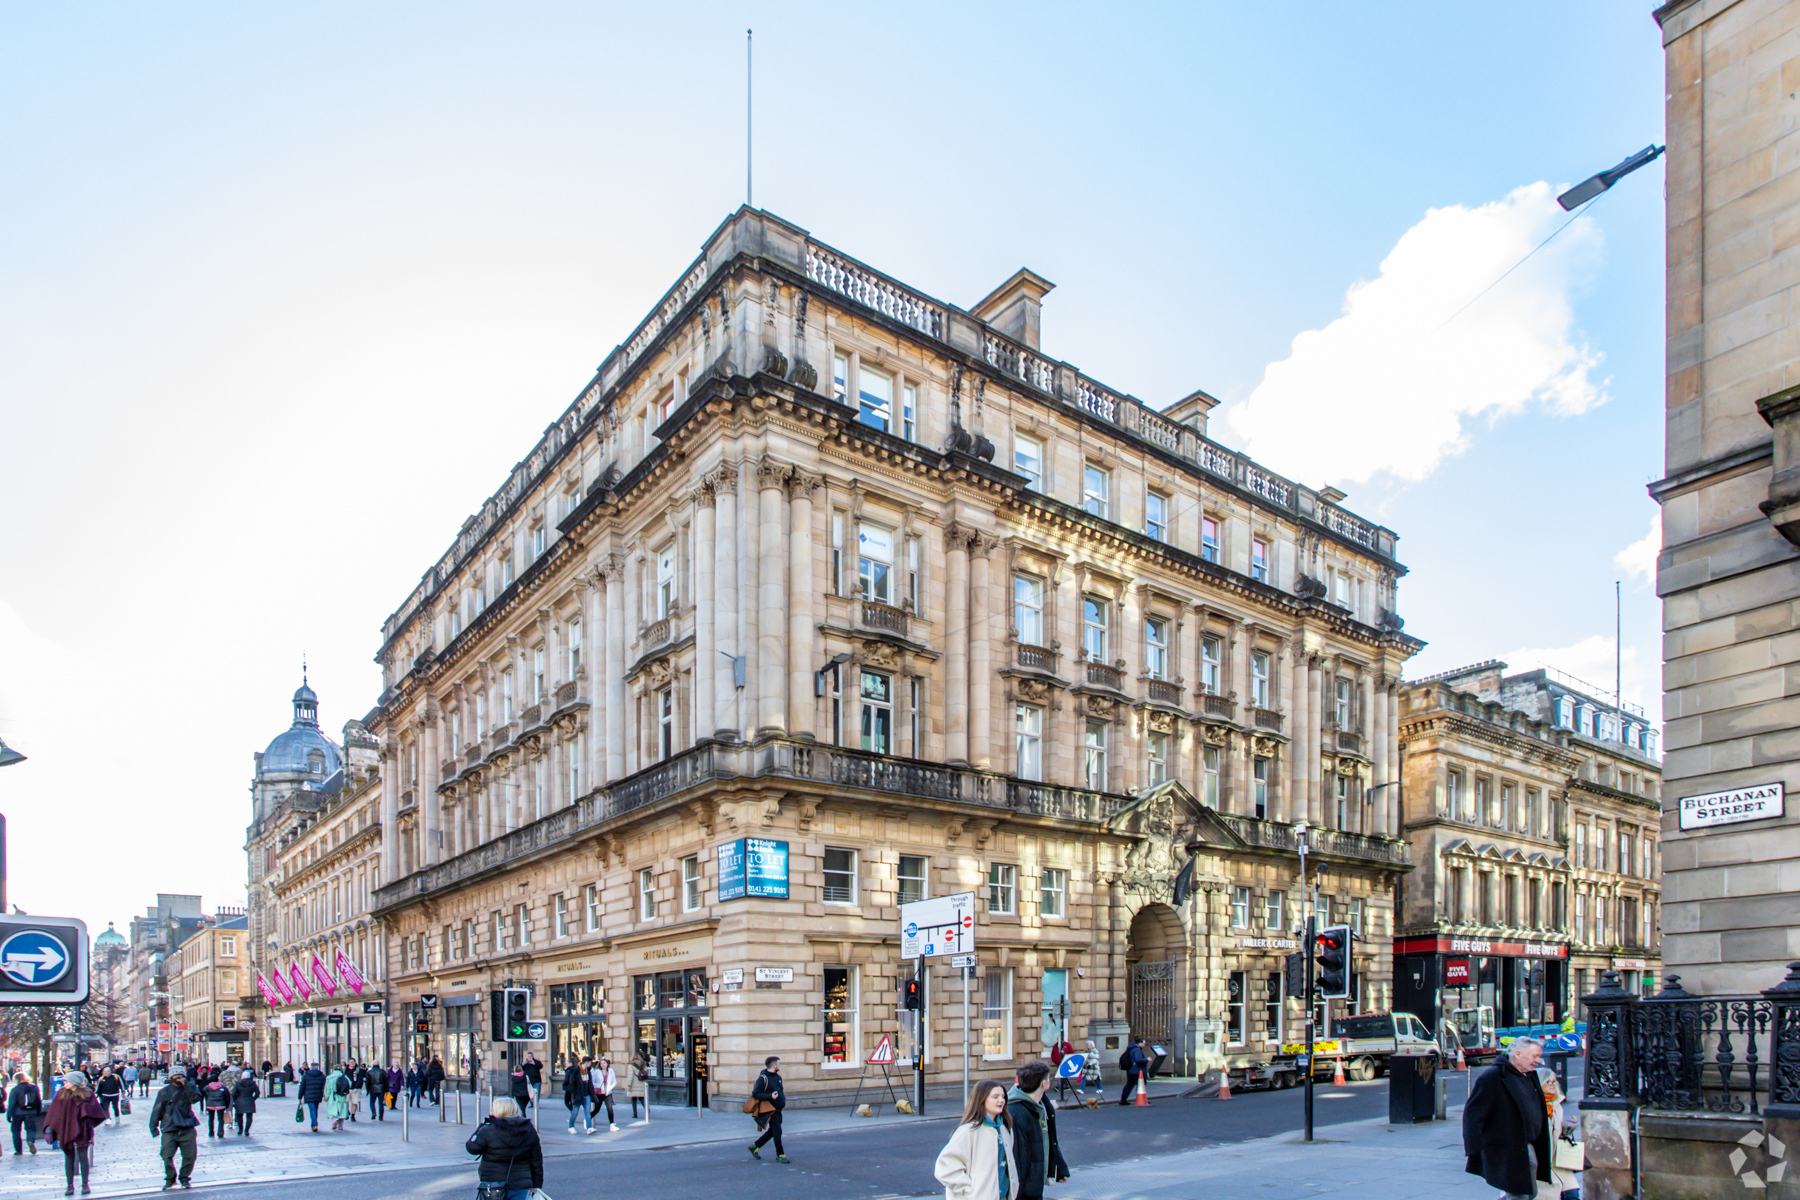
[
  {"x1": 1117, "y1": 1038, "x2": 1149, "y2": 1106},
  {"x1": 627, "y1": 1052, "x2": 648, "y2": 1119},
  {"x1": 424, "y1": 1057, "x2": 445, "y2": 1106},
  {"x1": 8, "y1": 1071, "x2": 43, "y2": 1155},
  {"x1": 745, "y1": 1056, "x2": 789, "y2": 1163},
  {"x1": 95, "y1": 1068, "x2": 124, "y2": 1125},
  {"x1": 201, "y1": 1072, "x2": 232, "y2": 1138},
  {"x1": 364, "y1": 1061, "x2": 387, "y2": 1121},
  {"x1": 322, "y1": 1065, "x2": 351, "y2": 1132},
  {"x1": 465, "y1": 1096, "x2": 542, "y2": 1200}
]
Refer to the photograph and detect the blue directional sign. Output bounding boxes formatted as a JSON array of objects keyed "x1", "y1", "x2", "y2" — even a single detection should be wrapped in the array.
[
  {"x1": 1057, "y1": 1053, "x2": 1086, "y2": 1079},
  {"x1": 0, "y1": 932, "x2": 68, "y2": 986},
  {"x1": 0, "y1": 917, "x2": 88, "y2": 1005}
]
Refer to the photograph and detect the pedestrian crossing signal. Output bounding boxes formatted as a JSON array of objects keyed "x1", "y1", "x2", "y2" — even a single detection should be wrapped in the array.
[{"x1": 903, "y1": 979, "x2": 922, "y2": 1011}]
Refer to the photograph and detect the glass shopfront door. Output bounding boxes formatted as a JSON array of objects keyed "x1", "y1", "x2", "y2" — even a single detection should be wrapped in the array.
[{"x1": 633, "y1": 969, "x2": 709, "y2": 1107}]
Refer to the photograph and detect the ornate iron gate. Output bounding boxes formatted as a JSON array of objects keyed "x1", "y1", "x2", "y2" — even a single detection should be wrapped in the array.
[{"x1": 1129, "y1": 960, "x2": 1176, "y2": 1045}]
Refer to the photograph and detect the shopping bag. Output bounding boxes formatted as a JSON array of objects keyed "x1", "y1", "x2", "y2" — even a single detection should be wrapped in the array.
[
  {"x1": 295, "y1": 1102, "x2": 305, "y2": 1123},
  {"x1": 1553, "y1": 1136, "x2": 1583, "y2": 1172},
  {"x1": 120, "y1": 1098, "x2": 131, "y2": 1116},
  {"x1": 530, "y1": 1190, "x2": 554, "y2": 1200}
]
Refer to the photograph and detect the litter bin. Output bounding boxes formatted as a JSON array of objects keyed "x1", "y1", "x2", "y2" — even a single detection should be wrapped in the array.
[
  {"x1": 1388, "y1": 1053, "x2": 1439, "y2": 1124},
  {"x1": 267, "y1": 1074, "x2": 287, "y2": 1098},
  {"x1": 1542, "y1": 1051, "x2": 1570, "y2": 1096}
]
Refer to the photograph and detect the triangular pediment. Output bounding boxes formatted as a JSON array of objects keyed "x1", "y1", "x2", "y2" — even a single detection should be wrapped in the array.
[{"x1": 1107, "y1": 779, "x2": 1265, "y2": 855}]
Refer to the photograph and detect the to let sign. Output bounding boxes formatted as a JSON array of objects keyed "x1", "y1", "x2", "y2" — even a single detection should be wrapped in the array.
[
  {"x1": 1678, "y1": 783, "x2": 1785, "y2": 830},
  {"x1": 716, "y1": 838, "x2": 790, "y2": 900}
]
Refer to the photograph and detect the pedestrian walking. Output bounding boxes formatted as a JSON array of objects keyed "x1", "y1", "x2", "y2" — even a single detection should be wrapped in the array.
[
  {"x1": 405, "y1": 1063, "x2": 423, "y2": 1108},
  {"x1": 121, "y1": 1063, "x2": 137, "y2": 1100},
  {"x1": 148, "y1": 1064, "x2": 201, "y2": 1191},
  {"x1": 44, "y1": 1073, "x2": 104, "y2": 1197},
  {"x1": 201, "y1": 1072, "x2": 232, "y2": 1138},
  {"x1": 386, "y1": 1065, "x2": 402, "y2": 1111},
  {"x1": 522, "y1": 1053, "x2": 542, "y2": 1110},
  {"x1": 1116, "y1": 1037, "x2": 1149, "y2": 1105},
  {"x1": 589, "y1": 1055, "x2": 618, "y2": 1132},
  {"x1": 96, "y1": 1069, "x2": 123, "y2": 1125},
  {"x1": 934, "y1": 1079, "x2": 1020, "y2": 1200},
  {"x1": 297, "y1": 1062, "x2": 327, "y2": 1132},
  {"x1": 465, "y1": 1097, "x2": 542, "y2": 1200},
  {"x1": 1005, "y1": 1061, "x2": 1069, "y2": 1200},
  {"x1": 561, "y1": 1057, "x2": 592, "y2": 1134},
  {"x1": 626, "y1": 1052, "x2": 648, "y2": 1120},
  {"x1": 425, "y1": 1057, "x2": 445, "y2": 1106},
  {"x1": 345, "y1": 1062, "x2": 363, "y2": 1123},
  {"x1": 365, "y1": 1061, "x2": 387, "y2": 1122},
  {"x1": 744, "y1": 1055, "x2": 788, "y2": 1164},
  {"x1": 508, "y1": 1065, "x2": 532, "y2": 1114},
  {"x1": 323, "y1": 1065, "x2": 352, "y2": 1132},
  {"x1": 1462, "y1": 1037, "x2": 1554, "y2": 1200},
  {"x1": 230, "y1": 1070, "x2": 259, "y2": 1136},
  {"x1": 8, "y1": 1071, "x2": 43, "y2": 1155}
]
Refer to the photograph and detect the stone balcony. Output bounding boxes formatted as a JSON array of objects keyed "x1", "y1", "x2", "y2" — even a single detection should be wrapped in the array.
[
  {"x1": 375, "y1": 737, "x2": 1124, "y2": 910},
  {"x1": 1214, "y1": 811, "x2": 1411, "y2": 868}
]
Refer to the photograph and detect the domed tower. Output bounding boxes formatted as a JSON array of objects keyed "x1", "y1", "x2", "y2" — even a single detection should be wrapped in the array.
[{"x1": 245, "y1": 673, "x2": 345, "y2": 1066}]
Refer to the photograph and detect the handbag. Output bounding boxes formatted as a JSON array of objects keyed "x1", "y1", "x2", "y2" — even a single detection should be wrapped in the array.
[
  {"x1": 295, "y1": 1102, "x2": 304, "y2": 1123},
  {"x1": 121, "y1": 1098, "x2": 131, "y2": 1116},
  {"x1": 740, "y1": 1097, "x2": 773, "y2": 1116},
  {"x1": 1553, "y1": 1134, "x2": 1583, "y2": 1172}
]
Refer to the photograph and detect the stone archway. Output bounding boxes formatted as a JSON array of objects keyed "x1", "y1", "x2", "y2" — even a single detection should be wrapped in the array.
[{"x1": 1126, "y1": 903, "x2": 1188, "y2": 1047}]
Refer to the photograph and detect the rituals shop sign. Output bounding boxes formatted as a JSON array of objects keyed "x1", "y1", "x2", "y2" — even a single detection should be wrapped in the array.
[{"x1": 1678, "y1": 783, "x2": 1784, "y2": 831}]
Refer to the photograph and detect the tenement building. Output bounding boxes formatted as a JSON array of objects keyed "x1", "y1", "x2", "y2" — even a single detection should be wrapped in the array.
[
  {"x1": 1393, "y1": 662, "x2": 1662, "y2": 1042},
  {"x1": 244, "y1": 679, "x2": 387, "y2": 1068},
  {"x1": 177, "y1": 911, "x2": 250, "y2": 1066},
  {"x1": 367, "y1": 209, "x2": 1421, "y2": 1105}
]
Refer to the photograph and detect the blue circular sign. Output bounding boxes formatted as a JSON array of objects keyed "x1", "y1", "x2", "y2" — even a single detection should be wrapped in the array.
[
  {"x1": 905, "y1": 922, "x2": 918, "y2": 937},
  {"x1": 0, "y1": 930, "x2": 69, "y2": 987}
]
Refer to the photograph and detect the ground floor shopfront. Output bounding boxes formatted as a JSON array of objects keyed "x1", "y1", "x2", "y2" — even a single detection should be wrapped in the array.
[
  {"x1": 1392, "y1": 934, "x2": 1571, "y2": 1041},
  {"x1": 1570, "y1": 952, "x2": 1662, "y2": 1009},
  {"x1": 372, "y1": 779, "x2": 1412, "y2": 1104},
  {"x1": 265, "y1": 1001, "x2": 392, "y2": 1070}
]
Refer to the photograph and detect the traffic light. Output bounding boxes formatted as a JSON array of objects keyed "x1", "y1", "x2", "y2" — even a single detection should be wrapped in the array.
[
  {"x1": 504, "y1": 987, "x2": 531, "y2": 1039},
  {"x1": 1315, "y1": 925, "x2": 1352, "y2": 1000},
  {"x1": 902, "y1": 978, "x2": 922, "y2": 1011},
  {"x1": 1284, "y1": 951, "x2": 1306, "y2": 1000}
]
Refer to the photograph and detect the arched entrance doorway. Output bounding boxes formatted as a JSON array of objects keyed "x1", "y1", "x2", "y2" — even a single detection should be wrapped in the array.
[{"x1": 1125, "y1": 903, "x2": 1187, "y2": 1049}]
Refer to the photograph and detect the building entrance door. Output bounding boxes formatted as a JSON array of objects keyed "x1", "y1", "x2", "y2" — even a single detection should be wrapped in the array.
[
  {"x1": 1125, "y1": 903, "x2": 1186, "y2": 1061},
  {"x1": 632, "y1": 969, "x2": 709, "y2": 1107}
]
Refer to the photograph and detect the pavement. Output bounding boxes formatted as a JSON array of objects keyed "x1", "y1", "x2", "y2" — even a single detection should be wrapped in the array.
[{"x1": 0, "y1": 1069, "x2": 1528, "y2": 1200}]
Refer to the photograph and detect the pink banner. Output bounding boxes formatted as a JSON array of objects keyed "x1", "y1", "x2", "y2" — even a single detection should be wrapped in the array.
[
  {"x1": 289, "y1": 962, "x2": 312, "y2": 1002},
  {"x1": 309, "y1": 955, "x2": 338, "y2": 998},
  {"x1": 335, "y1": 950, "x2": 366, "y2": 996},
  {"x1": 255, "y1": 972, "x2": 282, "y2": 1007},
  {"x1": 269, "y1": 968, "x2": 295, "y2": 1004}
]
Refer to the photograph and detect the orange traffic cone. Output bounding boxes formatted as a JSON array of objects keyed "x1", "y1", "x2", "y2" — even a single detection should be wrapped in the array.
[
  {"x1": 1455, "y1": 1042, "x2": 1467, "y2": 1070},
  {"x1": 1215, "y1": 1073, "x2": 1232, "y2": 1100},
  {"x1": 1332, "y1": 1059, "x2": 1346, "y2": 1086},
  {"x1": 1133, "y1": 1080, "x2": 1150, "y2": 1107}
]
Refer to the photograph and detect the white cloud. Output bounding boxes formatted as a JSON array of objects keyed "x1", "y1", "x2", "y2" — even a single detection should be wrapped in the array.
[
  {"x1": 1500, "y1": 634, "x2": 1657, "y2": 722},
  {"x1": 1615, "y1": 510, "x2": 1662, "y2": 585},
  {"x1": 1223, "y1": 182, "x2": 1605, "y2": 487}
]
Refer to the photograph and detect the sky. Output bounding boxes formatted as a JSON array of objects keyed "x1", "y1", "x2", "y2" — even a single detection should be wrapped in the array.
[{"x1": 0, "y1": 2, "x2": 1669, "y2": 936}]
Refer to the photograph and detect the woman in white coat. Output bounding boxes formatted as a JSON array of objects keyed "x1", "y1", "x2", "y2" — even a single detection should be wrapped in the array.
[
  {"x1": 588, "y1": 1056, "x2": 619, "y2": 1132},
  {"x1": 934, "y1": 1080, "x2": 1020, "y2": 1200}
]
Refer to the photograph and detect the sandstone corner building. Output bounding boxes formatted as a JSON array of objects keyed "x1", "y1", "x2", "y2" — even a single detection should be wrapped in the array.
[{"x1": 296, "y1": 210, "x2": 1424, "y2": 1104}]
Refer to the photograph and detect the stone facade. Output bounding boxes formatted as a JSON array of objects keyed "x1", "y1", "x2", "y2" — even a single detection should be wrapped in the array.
[
  {"x1": 1655, "y1": 0, "x2": 1800, "y2": 996},
  {"x1": 1394, "y1": 663, "x2": 1662, "y2": 1040},
  {"x1": 177, "y1": 915, "x2": 250, "y2": 1064},
  {"x1": 363, "y1": 209, "x2": 1421, "y2": 1105},
  {"x1": 245, "y1": 682, "x2": 385, "y2": 1068}
]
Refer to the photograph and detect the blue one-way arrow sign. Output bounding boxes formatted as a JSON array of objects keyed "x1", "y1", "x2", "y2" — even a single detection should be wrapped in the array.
[
  {"x1": 0, "y1": 917, "x2": 87, "y2": 1005},
  {"x1": 0, "y1": 931, "x2": 67, "y2": 985}
]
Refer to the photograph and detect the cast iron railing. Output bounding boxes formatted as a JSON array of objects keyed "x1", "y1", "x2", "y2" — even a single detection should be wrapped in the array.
[{"x1": 1582, "y1": 964, "x2": 1800, "y2": 1116}]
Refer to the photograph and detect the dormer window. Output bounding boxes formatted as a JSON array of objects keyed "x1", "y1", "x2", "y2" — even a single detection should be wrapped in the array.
[{"x1": 308, "y1": 752, "x2": 323, "y2": 775}]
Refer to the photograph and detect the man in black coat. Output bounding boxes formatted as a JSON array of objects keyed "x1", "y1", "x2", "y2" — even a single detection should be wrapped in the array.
[
  {"x1": 1462, "y1": 1038, "x2": 1553, "y2": 1199},
  {"x1": 1006, "y1": 1060, "x2": 1070, "y2": 1200},
  {"x1": 148, "y1": 1065, "x2": 201, "y2": 1189},
  {"x1": 296, "y1": 1064, "x2": 327, "y2": 1133},
  {"x1": 7, "y1": 1072, "x2": 43, "y2": 1154}
]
